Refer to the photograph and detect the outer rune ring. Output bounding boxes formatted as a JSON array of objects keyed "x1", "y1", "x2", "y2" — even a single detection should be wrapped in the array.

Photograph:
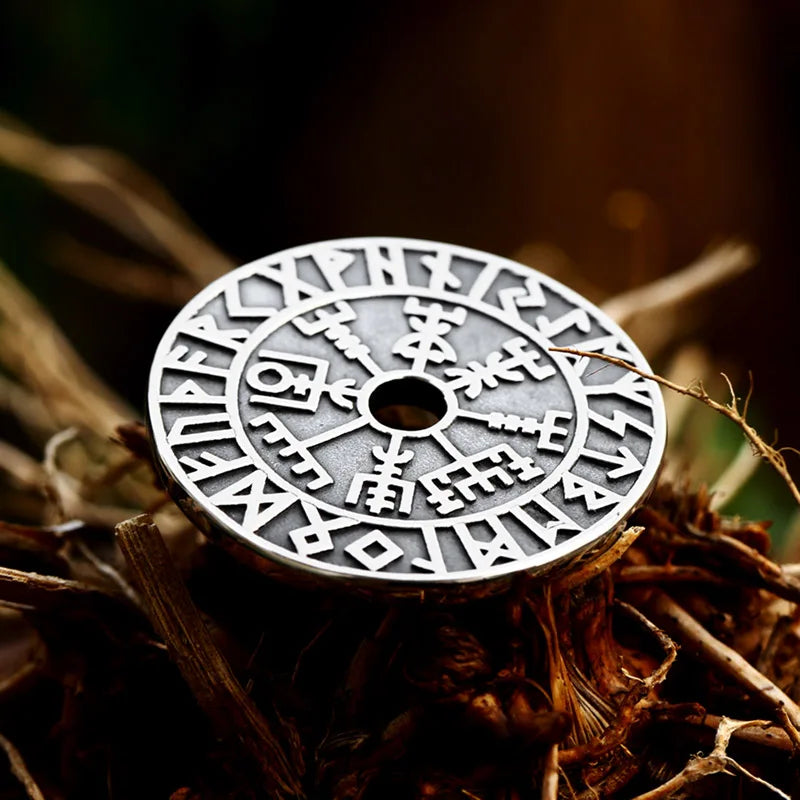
[{"x1": 148, "y1": 237, "x2": 666, "y2": 595}]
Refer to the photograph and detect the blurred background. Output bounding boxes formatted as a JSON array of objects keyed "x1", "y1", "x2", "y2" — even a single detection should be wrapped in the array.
[{"x1": 1, "y1": 0, "x2": 799, "y2": 547}]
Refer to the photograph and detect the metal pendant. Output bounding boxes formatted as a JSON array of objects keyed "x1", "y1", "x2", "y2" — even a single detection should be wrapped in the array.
[{"x1": 148, "y1": 237, "x2": 666, "y2": 596}]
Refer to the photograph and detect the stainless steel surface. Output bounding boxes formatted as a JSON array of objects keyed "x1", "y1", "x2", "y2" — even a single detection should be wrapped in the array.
[{"x1": 148, "y1": 237, "x2": 666, "y2": 593}]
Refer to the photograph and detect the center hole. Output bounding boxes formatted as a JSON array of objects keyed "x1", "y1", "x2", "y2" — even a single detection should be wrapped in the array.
[{"x1": 368, "y1": 377, "x2": 447, "y2": 432}]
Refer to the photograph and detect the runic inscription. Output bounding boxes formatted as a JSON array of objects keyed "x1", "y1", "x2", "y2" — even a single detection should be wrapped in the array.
[{"x1": 149, "y1": 237, "x2": 666, "y2": 586}]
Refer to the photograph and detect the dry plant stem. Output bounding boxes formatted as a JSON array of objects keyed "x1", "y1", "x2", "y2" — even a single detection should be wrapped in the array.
[
  {"x1": 575, "y1": 758, "x2": 639, "y2": 800},
  {"x1": 536, "y1": 588, "x2": 565, "y2": 800},
  {"x1": 0, "y1": 660, "x2": 40, "y2": 700},
  {"x1": 680, "y1": 523, "x2": 800, "y2": 604},
  {"x1": 600, "y1": 239, "x2": 756, "y2": 326},
  {"x1": 115, "y1": 514, "x2": 304, "y2": 799},
  {"x1": 630, "y1": 717, "x2": 789, "y2": 800},
  {"x1": 0, "y1": 375, "x2": 55, "y2": 441},
  {"x1": 709, "y1": 438, "x2": 761, "y2": 511},
  {"x1": 673, "y1": 713, "x2": 794, "y2": 752},
  {"x1": 72, "y1": 539, "x2": 142, "y2": 609},
  {"x1": 0, "y1": 732, "x2": 46, "y2": 800},
  {"x1": 0, "y1": 116, "x2": 232, "y2": 283},
  {"x1": 658, "y1": 347, "x2": 713, "y2": 486},
  {"x1": 0, "y1": 564, "x2": 124, "y2": 612},
  {"x1": 550, "y1": 347, "x2": 800, "y2": 506},
  {"x1": 776, "y1": 708, "x2": 800, "y2": 750},
  {"x1": 688, "y1": 525, "x2": 783, "y2": 577},
  {"x1": 513, "y1": 242, "x2": 606, "y2": 304},
  {"x1": 558, "y1": 600, "x2": 677, "y2": 767},
  {"x1": 757, "y1": 616, "x2": 795, "y2": 675},
  {"x1": 614, "y1": 564, "x2": 727, "y2": 585},
  {"x1": 646, "y1": 591, "x2": 800, "y2": 730},
  {"x1": 0, "y1": 440, "x2": 46, "y2": 489},
  {"x1": 0, "y1": 261, "x2": 133, "y2": 433},
  {"x1": 51, "y1": 235, "x2": 198, "y2": 305},
  {"x1": 42, "y1": 429, "x2": 152, "y2": 528},
  {"x1": 552, "y1": 527, "x2": 643, "y2": 593},
  {"x1": 540, "y1": 744, "x2": 559, "y2": 800}
]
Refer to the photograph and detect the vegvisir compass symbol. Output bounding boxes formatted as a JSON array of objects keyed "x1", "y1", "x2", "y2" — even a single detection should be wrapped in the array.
[{"x1": 149, "y1": 237, "x2": 666, "y2": 589}]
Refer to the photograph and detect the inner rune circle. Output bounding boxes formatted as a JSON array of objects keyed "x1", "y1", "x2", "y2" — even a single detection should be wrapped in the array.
[
  {"x1": 229, "y1": 292, "x2": 582, "y2": 523},
  {"x1": 149, "y1": 236, "x2": 666, "y2": 585}
]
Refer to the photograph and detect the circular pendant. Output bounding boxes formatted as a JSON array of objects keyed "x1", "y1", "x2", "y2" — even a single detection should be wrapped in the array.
[{"x1": 148, "y1": 238, "x2": 666, "y2": 595}]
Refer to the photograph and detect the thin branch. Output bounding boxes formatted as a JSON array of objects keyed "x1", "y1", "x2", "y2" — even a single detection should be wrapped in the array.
[
  {"x1": 0, "y1": 440, "x2": 46, "y2": 490},
  {"x1": 776, "y1": 707, "x2": 800, "y2": 751},
  {"x1": 116, "y1": 514, "x2": 305, "y2": 799},
  {"x1": 559, "y1": 600, "x2": 676, "y2": 768},
  {"x1": 42, "y1": 428, "x2": 149, "y2": 528},
  {"x1": 0, "y1": 564, "x2": 126, "y2": 613},
  {"x1": 72, "y1": 539, "x2": 143, "y2": 610},
  {"x1": 0, "y1": 375, "x2": 55, "y2": 441},
  {"x1": 684, "y1": 523, "x2": 782, "y2": 578},
  {"x1": 600, "y1": 239, "x2": 757, "y2": 326},
  {"x1": 0, "y1": 262, "x2": 134, "y2": 434},
  {"x1": 630, "y1": 717, "x2": 788, "y2": 800},
  {"x1": 659, "y1": 345, "x2": 712, "y2": 458},
  {"x1": 550, "y1": 347, "x2": 800, "y2": 506},
  {"x1": 50, "y1": 234, "x2": 197, "y2": 305},
  {"x1": 552, "y1": 527, "x2": 644, "y2": 593},
  {"x1": 646, "y1": 591, "x2": 800, "y2": 729},
  {"x1": 0, "y1": 660, "x2": 39, "y2": 700},
  {"x1": 614, "y1": 564, "x2": 728, "y2": 585},
  {"x1": 742, "y1": 370, "x2": 755, "y2": 421},
  {"x1": 541, "y1": 743, "x2": 559, "y2": 800},
  {"x1": 533, "y1": 587, "x2": 572, "y2": 800},
  {"x1": 650, "y1": 710, "x2": 795, "y2": 753},
  {"x1": 0, "y1": 115, "x2": 232, "y2": 283},
  {"x1": 0, "y1": 733, "x2": 45, "y2": 800},
  {"x1": 681, "y1": 523, "x2": 800, "y2": 604},
  {"x1": 710, "y1": 438, "x2": 761, "y2": 511}
]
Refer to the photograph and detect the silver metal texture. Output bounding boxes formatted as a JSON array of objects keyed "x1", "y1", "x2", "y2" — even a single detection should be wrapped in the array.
[{"x1": 148, "y1": 237, "x2": 666, "y2": 595}]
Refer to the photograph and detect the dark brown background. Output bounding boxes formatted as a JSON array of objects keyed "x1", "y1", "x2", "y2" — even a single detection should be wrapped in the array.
[{"x1": 1, "y1": 0, "x2": 798, "y2": 435}]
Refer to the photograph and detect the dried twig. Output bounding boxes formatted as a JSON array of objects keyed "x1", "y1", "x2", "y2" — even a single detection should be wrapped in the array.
[
  {"x1": 652, "y1": 709, "x2": 795, "y2": 752},
  {"x1": 0, "y1": 115, "x2": 232, "y2": 283},
  {"x1": 41, "y1": 428, "x2": 156, "y2": 530},
  {"x1": 776, "y1": 707, "x2": 800, "y2": 750},
  {"x1": 534, "y1": 588, "x2": 569, "y2": 799},
  {"x1": 660, "y1": 345, "x2": 712, "y2": 444},
  {"x1": 674, "y1": 725, "x2": 778, "y2": 799},
  {"x1": 679, "y1": 523, "x2": 800, "y2": 604},
  {"x1": 0, "y1": 261, "x2": 133, "y2": 434},
  {"x1": 0, "y1": 732, "x2": 45, "y2": 800},
  {"x1": 550, "y1": 347, "x2": 800, "y2": 506},
  {"x1": 552, "y1": 527, "x2": 643, "y2": 593},
  {"x1": 0, "y1": 660, "x2": 39, "y2": 700},
  {"x1": 558, "y1": 600, "x2": 677, "y2": 767},
  {"x1": 600, "y1": 239, "x2": 757, "y2": 326},
  {"x1": 0, "y1": 564, "x2": 127, "y2": 613},
  {"x1": 710, "y1": 438, "x2": 762, "y2": 511},
  {"x1": 0, "y1": 375, "x2": 55, "y2": 441},
  {"x1": 540, "y1": 744, "x2": 559, "y2": 800},
  {"x1": 115, "y1": 514, "x2": 305, "y2": 799},
  {"x1": 71, "y1": 539, "x2": 142, "y2": 609},
  {"x1": 646, "y1": 591, "x2": 800, "y2": 729},
  {"x1": 50, "y1": 235, "x2": 197, "y2": 305},
  {"x1": 630, "y1": 716, "x2": 789, "y2": 799},
  {"x1": 513, "y1": 241, "x2": 606, "y2": 304},
  {"x1": 0, "y1": 441, "x2": 46, "y2": 490},
  {"x1": 614, "y1": 564, "x2": 728, "y2": 585}
]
